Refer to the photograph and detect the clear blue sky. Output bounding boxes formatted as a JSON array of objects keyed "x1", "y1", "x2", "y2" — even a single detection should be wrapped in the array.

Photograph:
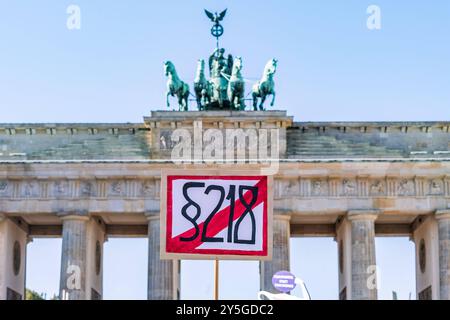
[{"x1": 2, "y1": 0, "x2": 448, "y2": 299}]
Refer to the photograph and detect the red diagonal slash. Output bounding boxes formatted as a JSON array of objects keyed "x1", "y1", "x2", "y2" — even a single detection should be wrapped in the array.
[{"x1": 166, "y1": 176, "x2": 267, "y2": 255}]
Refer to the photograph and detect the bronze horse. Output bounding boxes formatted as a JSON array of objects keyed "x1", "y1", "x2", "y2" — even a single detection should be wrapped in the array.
[
  {"x1": 194, "y1": 59, "x2": 212, "y2": 110},
  {"x1": 164, "y1": 61, "x2": 189, "y2": 111},
  {"x1": 252, "y1": 59, "x2": 277, "y2": 111}
]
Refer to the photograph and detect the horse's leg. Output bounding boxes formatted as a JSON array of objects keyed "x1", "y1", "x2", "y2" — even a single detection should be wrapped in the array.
[
  {"x1": 183, "y1": 91, "x2": 189, "y2": 111},
  {"x1": 196, "y1": 95, "x2": 202, "y2": 110},
  {"x1": 194, "y1": 88, "x2": 200, "y2": 110},
  {"x1": 236, "y1": 90, "x2": 242, "y2": 110},
  {"x1": 166, "y1": 91, "x2": 171, "y2": 108},
  {"x1": 208, "y1": 83, "x2": 213, "y2": 105},
  {"x1": 252, "y1": 92, "x2": 258, "y2": 111},
  {"x1": 206, "y1": 87, "x2": 211, "y2": 106},
  {"x1": 177, "y1": 94, "x2": 183, "y2": 111},
  {"x1": 240, "y1": 85, "x2": 246, "y2": 110},
  {"x1": 200, "y1": 89, "x2": 206, "y2": 110},
  {"x1": 270, "y1": 92, "x2": 276, "y2": 107},
  {"x1": 259, "y1": 95, "x2": 266, "y2": 111},
  {"x1": 203, "y1": 92, "x2": 208, "y2": 110}
]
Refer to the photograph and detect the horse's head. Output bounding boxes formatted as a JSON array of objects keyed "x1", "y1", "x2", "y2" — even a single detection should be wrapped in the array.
[
  {"x1": 197, "y1": 59, "x2": 205, "y2": 72},
  {"x1": 232, "y1": 56, "x2": 242, "y2": 74},
  {"x1": 164, "y1": 61, "x2": 174, "y2": 77},
  {"x1": 195, "y1": 59, "x2": 206, "y2": 82},
  {"x1": 264, "y1": 58, "x2": 277, "y2": 76}
]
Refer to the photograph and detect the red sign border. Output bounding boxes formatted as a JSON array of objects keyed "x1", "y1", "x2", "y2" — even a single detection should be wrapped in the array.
[{"x1": 160, "y1": 170, "x2": 273, "y2": 261}]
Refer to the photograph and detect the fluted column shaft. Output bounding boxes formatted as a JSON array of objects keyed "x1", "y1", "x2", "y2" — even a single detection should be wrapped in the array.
[
  {"x1": 59, "y1": 215, "x2": 89, "y2": 300},
  {"x1": 348, "y1": 210, "x2": 378, "y2": 300},
  {"x1": 260, "y1": 215, "x2": 290, "y2": 292},
  {"x1": 147, "y1": 215, "x2": 176, "y2": 300}
]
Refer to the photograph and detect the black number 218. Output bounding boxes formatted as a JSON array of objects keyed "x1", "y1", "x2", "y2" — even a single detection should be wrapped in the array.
[{"x1": 179, "y1": 183, "x2": 257, "y2": 244}]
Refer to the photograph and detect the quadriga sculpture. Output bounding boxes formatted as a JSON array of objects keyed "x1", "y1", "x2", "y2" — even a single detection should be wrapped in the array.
[
  {"x1": 164, "y1": 61, "x2": 190, "y2": 111},
  {"x1": 252, "y1": 58, "x2": 277, "y2": 111}
]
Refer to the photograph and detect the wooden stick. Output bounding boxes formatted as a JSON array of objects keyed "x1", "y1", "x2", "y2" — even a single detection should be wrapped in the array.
[{"x1": 214, "y1": 259, "x2": 219, "y2": 300}]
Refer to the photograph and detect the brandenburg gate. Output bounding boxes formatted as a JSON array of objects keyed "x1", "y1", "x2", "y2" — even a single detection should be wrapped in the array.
[{"x1": 0, "y1": 110, "x2": 449, "y2": 300}]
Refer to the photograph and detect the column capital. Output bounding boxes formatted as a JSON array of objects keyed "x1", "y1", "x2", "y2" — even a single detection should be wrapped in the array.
[
  {"x1": 347, "y1": 209, "x2": 381, "y2": 221},
  {"x1": 57, "y1": 211, "x2": 90, "y2": 222},
  {"x1": 273, "y1": 214, "x2": 291, "y2": 222},
  {"x1": 56, "y1": 210, "x2": 90, "y2": 220},
  {"x1": 145, "y1": 211, "x2": 160, "y2": 221},
  {"x1": 435, "y1": 209, "x2": 450, "y2": 220}
]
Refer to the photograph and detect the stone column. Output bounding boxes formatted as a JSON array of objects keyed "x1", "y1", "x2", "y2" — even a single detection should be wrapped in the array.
[
  {"x1": 147, "y1": 214, "x2": 178, "y2": 300},
  {"x1": 347, "y1": 210, "x2": 379, "y2": 300},
  {"x1": 59, "y1": 215, "x2": 89, "y2": 300},
  {"x1": 335, "y1": 217, "x2": 351, "y2": 300},
  {"x1": 85, "y1": 217, "x2": 106, "y2": 300},
  {"x1": 436, "y1": 209, "x2": 450, "y2": 300},
  {"x1": 260, "y1": 215, "x2": 290, "y2": 292},
  {"x1": 0, "y1": 214, "x2": 28, "y2": 300},
  {"x1": 412, "y1": 215, "x2": 439, "y2": 300}
]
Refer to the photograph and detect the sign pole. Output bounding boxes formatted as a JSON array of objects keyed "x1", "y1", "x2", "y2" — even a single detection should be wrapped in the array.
[{"x1": 214, "y1": 259, "x2": 219, "y2": 300}]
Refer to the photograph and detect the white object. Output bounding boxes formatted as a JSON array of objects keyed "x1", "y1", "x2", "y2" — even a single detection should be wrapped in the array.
[{"x1": 257, "y1": 277, "x2": 311, "y2": 300}]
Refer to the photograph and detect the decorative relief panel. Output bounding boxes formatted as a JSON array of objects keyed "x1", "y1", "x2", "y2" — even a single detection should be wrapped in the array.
[
  {"x1": 278, "y1": 179, "x2": 300, "y2": 197},
  {"x1": 342, "y1": 179, "x2": 357, "y2": 197},
  {"x1": 52, "y1": 180, "x2": 69, "y2": 198},
  {"x1": 108, "y1": 180, "x2": 126, "y2": 197},
  {"x1": 0, "y1": 180, "x2": 12, "y2": 197},
  {"x1": 428, "y1": 179, "x2": 444, "y2": 195},
  {"x1": 369, "y1": 179, "x2": 386, "y2": 196},
  {"x1": 79, "y1": 181, "x2": 96, "y2": 197},
  {"x1": 275, "y1": 177, "x2": 449, "y2": 199},
  {"x1": 311, "y1": 179, "x2": 328, "y2": 197},
  {"x1": 0, "y1": 178, "x2": 160, "y2": 199},
  {"x1": 21, "y1": 181, "x2": 40, "y2": 198},
  {"x1": 139, "y1": 180, "x2": 156, "y2": 197},
  {"x1": 397, "y1": 179, "x2": 415, "y2": 197},
  {"x1": 0, "y1": 177, "x2": 448, "y2": 200}
]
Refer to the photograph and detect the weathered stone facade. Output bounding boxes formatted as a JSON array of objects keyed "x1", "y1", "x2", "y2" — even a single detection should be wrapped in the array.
[{"x1": 0, "y1": 111, "x2": 449, "y2": 299}]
